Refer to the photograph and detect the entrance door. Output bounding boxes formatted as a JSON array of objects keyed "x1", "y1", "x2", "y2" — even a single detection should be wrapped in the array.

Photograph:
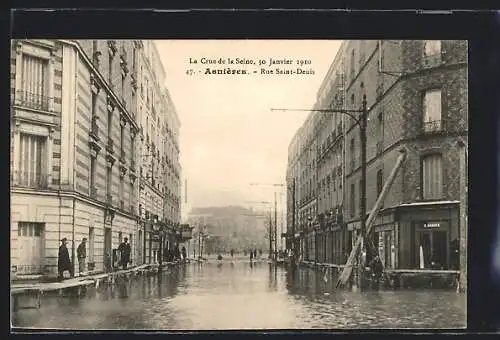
[
  {"x1": 416, "y1": 229, "x2": 448, "y2": 269},
  {"x1": 17, "y1": 222, "x2": 44, "y2": 274},
  {"x1": 104, "y1": 228, "x2": 112, "y2": 257}
]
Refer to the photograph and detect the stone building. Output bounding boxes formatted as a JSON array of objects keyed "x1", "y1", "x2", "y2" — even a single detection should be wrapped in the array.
[
  {"x1": 10, "y1": 39, "x2": 181, "y2": 280},
  {"x1": 286, "y1": 40, "x2": 468, "y2": 271}
]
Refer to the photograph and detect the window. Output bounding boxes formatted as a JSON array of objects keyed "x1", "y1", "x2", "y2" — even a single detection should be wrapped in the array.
[
  {"x1": 89, "y1": 227, "x2": 95, "y2": 263},
  {"x1": 118, "y1": 231, "x2": 123, "y2": 244},
  {"x1": 121, "y1": 73, "x2": 126, "y2": 100},
  {"x1": 377, "y1": 112, "x2": 384, "y2": 138},
  {"x1": 358, "y1": 180, "x2": 363, "y2": 215},
  {"x1": 108, "y1": 50, "x2": 113, "y2": 82},
  {"x1": 424, "y1": 40, "x2": 441, "y2": 57},
  {"x1": 350, "y1": 183, "x2": 356, "y2": 217},
  {"x1": 89, "y1": 155, "x2": 97, "y2": 196},
  {"x1": 20, "y1": 54, "x2": 49, "y2": 111},
  {"x1": 422, "y1": 154, "x2": 443, "y2": 199},
  {"x1": 120, "y1": 123, "x2": 125, "y2": 158},
  {"x1": 350, "y1": 49, "x2": 355, "y2": 79},
  {"x1": 16, "y1": 133, "x2": 48, "y2": 188},
  {"x1": 376, "y1": 169, "x2": 384, "y2": 197},
  {"x1": 106, "y1": 167, "x2": 112, "y2": 200},
  {"x1": 129, "y1": 181, "x2": 134, "y2": 212},
  {"x1": 423, "y1": 89, "x2": 442, "y2": 132},
  {"x1": 119, "y1": 176, "x2": 124, "y2": 209}
]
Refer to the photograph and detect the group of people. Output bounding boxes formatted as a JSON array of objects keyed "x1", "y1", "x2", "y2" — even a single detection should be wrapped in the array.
[
  {"x1": 162, "y1": 245, "x2": 187, "y2": 262},
  {"x1": 58, "y1": 236, "x2": 132, "y2": 281}
]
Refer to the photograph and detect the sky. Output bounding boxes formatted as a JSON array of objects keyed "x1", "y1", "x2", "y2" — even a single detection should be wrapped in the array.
[{"x1": 155, "y1": 40, "x2": 342, "y2": 220}]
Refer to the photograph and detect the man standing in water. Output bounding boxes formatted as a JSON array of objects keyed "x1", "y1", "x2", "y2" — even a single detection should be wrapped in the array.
[
  {"x1": 77, "y1": 237, "x2": 87, "y2": 275},
  {"x1": 58, "y1": 238, "x2": 72, "y2": 280}
]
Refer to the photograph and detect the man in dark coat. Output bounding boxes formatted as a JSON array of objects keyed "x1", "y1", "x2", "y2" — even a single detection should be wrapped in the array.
[
  {"x1": 118, "y1": 237, "x2": 131, "y2": 269},
  {"x1": 181, "y1": 246, "x2": 187, "y2": 260},
  {"x1": 58, "y1": 238, "x2": 72, "y2": 280}
]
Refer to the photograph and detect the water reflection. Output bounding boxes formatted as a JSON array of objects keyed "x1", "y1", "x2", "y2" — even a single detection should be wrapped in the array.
[{"x1": 12, "y1": 262, "x2": 466, "y2": 330}]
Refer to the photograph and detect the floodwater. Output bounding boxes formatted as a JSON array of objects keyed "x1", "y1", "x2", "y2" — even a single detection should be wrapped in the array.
[{"x1": 12, "y1": 258, "x2": 466, "y2": 330}]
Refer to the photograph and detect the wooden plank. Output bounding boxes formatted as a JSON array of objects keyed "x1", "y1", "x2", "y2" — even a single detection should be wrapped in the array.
[{"x1": 337, "y1": 149, "x2": 407, "y2": 288}]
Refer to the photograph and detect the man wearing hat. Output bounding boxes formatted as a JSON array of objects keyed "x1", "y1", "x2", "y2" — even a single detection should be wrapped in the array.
[
  {"x1": 77, "y1": 237, "x2": 87, "y2": 274},
  {"x1": 58, "y1": 238, "x2": 72, "y2": 280}
]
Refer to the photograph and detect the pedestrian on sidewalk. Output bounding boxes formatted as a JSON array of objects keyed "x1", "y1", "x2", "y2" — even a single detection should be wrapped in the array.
[
  {"x1": 77, "y1": 238, "x2": 87, "y2": 274},
  {"x1": 58, "y1": 238, "x2": 72, "y2": 280},
  {"x1": 118, "y1": 237, "x2": 131, "y2": 269},
  {"x1": 181, "y1": 246, "x2": 187, "y2": 260}
]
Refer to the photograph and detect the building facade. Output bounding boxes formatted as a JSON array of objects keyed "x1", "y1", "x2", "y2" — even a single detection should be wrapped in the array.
[
  {"x1": 286, "y1": 40, "x2": 468, "y2": 271},
  {"x1": 10, "y1": 39, "x2": 181, "y2": 279}
]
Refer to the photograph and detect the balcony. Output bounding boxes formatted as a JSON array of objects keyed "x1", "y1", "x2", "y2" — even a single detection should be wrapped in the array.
[
  {"x1": 14, "y1": 90, "x2": 50, "y2": 112},
  {"x1": 11, "y1": 171, "x2": 49, "y2": 189},
  {"x1": 422, "y1": 120, "x2": 442, "y2": 134}
]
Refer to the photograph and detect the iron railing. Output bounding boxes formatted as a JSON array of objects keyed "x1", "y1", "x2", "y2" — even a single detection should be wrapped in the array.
[
  {"x1": 11, "y1": 171, "x2": 49, "y2": 189},
  {"x1": 13, "y1": 90, "x2": 50, "y2": 111}
]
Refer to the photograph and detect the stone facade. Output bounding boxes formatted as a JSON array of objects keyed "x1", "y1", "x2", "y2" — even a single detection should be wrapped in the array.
[{"x1": 10, "y1": 39, "x2": 181, "y2": 279}]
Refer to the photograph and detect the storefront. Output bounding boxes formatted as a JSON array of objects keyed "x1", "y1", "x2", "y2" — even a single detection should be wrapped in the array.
[{"x1": 390, "y1": 201, "x2": 459, "y2": 270}]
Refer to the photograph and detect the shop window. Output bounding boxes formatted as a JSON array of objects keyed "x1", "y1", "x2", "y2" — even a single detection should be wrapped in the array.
[{"x1": 422, "y1": 153, "x2": 443, "y2": 199}]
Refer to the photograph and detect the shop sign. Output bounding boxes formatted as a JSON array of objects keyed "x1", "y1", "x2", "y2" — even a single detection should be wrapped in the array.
[
  {"x1": 423, "y1": 222, "x2": 441, "y2": 228},
  {"x1": 294, "y1": 233, "x2": 300, "y2": 238}
]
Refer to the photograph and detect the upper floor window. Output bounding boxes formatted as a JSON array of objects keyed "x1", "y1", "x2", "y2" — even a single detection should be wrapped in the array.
[
  {"x1": 350, "y1": 49, "x2": 355, "y2": 79},
  {"x1": 422, "y1": 153, "x2": 443, "y2": 200},
  {"x1": 423, "y1": 89, "x2": 442, "y2": 133},
  {"x1": 14, "y1": 133, "x2": 48, "y2": 189},
  {"x1": 20, "y1": 54, "x2": 49, "y2": 111},
  {"x1": 350, "y1": 138, "x2": 356, "y2": 171}
]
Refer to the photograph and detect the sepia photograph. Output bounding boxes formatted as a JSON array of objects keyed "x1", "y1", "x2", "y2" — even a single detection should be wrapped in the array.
[{"x1": 10, "y1": 39, "x2": 468, "y2": 330}]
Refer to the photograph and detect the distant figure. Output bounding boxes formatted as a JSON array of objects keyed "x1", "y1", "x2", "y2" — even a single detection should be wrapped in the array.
[
  {"x1": 58, "y1": 238, "x2": 72, "y2": 280},
  {"x1": 368, "y1": 255, "x2": 384, "y2": 287},
  {"x1": 254, "y1": 249, "x2": 258, "y2": 259},
  {"x1": 230, "y1": 249, "x2": 234, "y2": 258},
  {"x1": 77, "y1": 237, "x2": 87, "y2": 274},
  {"x1": 181, "y1": 246, "x2": 187, "y2": 260},
  {"x1": 250, "y1": 250, "x2": 254, "y2": 261},
  {"x1": 259, "y1": 249, "x2": 263, "y2": 256},
  {"x1": 217, "y1": 254, "x2": 223, "y2": 261},
  {"x1": 118, "y1": 237, "x2": 131, "y2": 269}
]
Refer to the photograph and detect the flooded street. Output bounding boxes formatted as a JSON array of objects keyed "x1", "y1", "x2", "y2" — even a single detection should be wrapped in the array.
[{"x1": 12, "y1": 259, "x2": 466, "y2": 330}]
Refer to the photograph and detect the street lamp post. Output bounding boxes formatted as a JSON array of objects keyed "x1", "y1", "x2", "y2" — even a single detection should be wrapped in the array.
[{"x1": 272, "y1": 94, "x2": 376, "y2": 287}]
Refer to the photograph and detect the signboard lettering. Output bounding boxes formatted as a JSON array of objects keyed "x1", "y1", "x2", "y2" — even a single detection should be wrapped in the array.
[{"x1": 424, "y1": 222, "x2": 440, "y2": 228}]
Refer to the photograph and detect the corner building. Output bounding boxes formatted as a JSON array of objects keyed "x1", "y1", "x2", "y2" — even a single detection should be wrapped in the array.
[{"x1": 10, "y1": 39, "x2": 181, "y2": 279}]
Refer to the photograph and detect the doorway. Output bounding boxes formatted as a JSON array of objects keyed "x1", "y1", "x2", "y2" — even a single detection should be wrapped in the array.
[
  {"x1": 17, "y1": 222, "x2": 44, "y2": 274},
  {"x1": 104, "y1": 228, "x2": 112, "y2": 258},
  {"x1": 416, "y1": 229, "x2": 448, "y2": 269}
]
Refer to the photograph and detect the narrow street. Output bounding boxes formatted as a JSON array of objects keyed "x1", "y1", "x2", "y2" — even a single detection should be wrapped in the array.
[{"x1": 13, "y1": 259, "x2": 466, "y2": 330}]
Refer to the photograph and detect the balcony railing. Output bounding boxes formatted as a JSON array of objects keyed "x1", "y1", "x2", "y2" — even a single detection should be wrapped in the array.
[
  {"x1": 13, "y1": 90, "x2": 50, "y2": 111},
  {"x1": 11, "y1": 171, "x2": 49, "y2": 189},
  {"x1": 422, "y1": 120, "x2": 442, "y2": 133},
  {"x1": 106, "y1": 194, "x2": 113, "y2": 204}
]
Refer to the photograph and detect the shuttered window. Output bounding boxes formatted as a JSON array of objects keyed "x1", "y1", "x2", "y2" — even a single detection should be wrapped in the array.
[
  {"x1": 422, "y1": 154, "x2": 443, "y2": 199},
  {"x1": 20, "y1": 54, "x2": 49, "y2": 110},
  {"x1": 17, "y1": 133, "x2": 47, "y2": 188}
]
